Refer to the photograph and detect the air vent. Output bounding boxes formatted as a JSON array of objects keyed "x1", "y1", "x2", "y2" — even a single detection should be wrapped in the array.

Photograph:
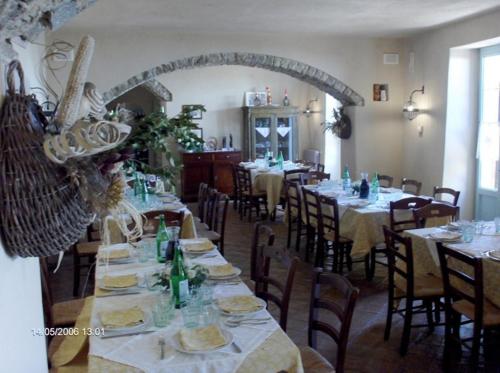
[{"x1": 383, "y1": 53, "x2": 399, "y2": 65}]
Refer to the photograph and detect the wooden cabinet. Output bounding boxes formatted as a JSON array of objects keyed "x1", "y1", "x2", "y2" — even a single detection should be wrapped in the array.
[
  {"x1": 242, "y1": 106, "x2": 299, "y2": 161},
  {"x1": 181, "y1": 151, "x2": 241, "y2": 201}
]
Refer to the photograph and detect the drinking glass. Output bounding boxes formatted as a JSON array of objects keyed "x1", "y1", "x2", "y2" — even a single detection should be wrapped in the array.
[
  {"x1": 137, "y1": 241, "x2": 151, "y2": 263},
  {"x1": 145, "y1": 271, "x2": 163, "y2": 291},
  {"x1": 181, "y1": 301, "x2": 202, "y2": 329},
  {"x1": 461, "y1": 223, "x2": 474, "y2": 243},
  {"x1": 200, "y1": 305, "x2": 219, "y2": 326},
  {"x1": 473, "y1": 220, "x2": 485, "y2": 235},
  {"x1": 152, "y1": 293, "x2": 175, "y2": 327},
  {"x1": 198, "y1": 284, "x2": 214, "y2": 305}
]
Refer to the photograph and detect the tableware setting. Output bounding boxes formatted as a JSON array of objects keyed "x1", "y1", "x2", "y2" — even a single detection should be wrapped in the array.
[
  {"x1": 170, "y1": 324, "x2": 234, "y2": 354},
  {"x1": 97, "y1": 244, "x2": 136, "y2": 265},
  {"x1": 97, "y1": 305, "x2": 153, "y2": 338},
  {"x1": 180, "y1": 238, "x2": 217, "y2": 255},
  {"x1": 206, "y1": 263, "x2": 242, "y2": 280},
  {"x1": 214, "y1": 295, "x2": 267, "y2": 317},
  {"x1": 98, "y1": 273, "x2": 142, "y2": 292},
  {"x1": 427, "y1": 230, "x2": 463, "y2": 242}
]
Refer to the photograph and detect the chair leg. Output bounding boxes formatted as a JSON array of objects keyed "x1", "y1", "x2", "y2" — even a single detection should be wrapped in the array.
[
  {"x1": 286, "y1": 218, "x2": 292, "y2": 249},
  {"x1": 369, "y1": 247, "x2": 376, "y2": 280},
  {"x1": 425, "y1": 300, "x2": 435, "y2": 332},
  {"x1": 400, "y1": 298, "x2": 413, "y2": 356},
  {"x1": 434, "y1": 300, "x2": 441, "y2": 323},
  {"x1": 338, "y1": 246, "x2": 345, "y2": 275},
  {"x1": 470, "y1": 321, "x2": 482, "y2": 372},
  {"x1": 295, "y1": 219, "x2": 302, "y2": 253},
  {"x1": 384, "y1": 289, "x2": 394, "y2": 341},
  {"x1": 346, "y1": 248, "x2": 353, "y2": 272},
  {"x1": 73, "y1": 252, "x2": 81, "y2": 297},
  {"x1": 364, "y1": 253, "x2": 371, "y2": 280},
  {"x1": 305, "y1": 226, "x2": 314, "y2": 262}
]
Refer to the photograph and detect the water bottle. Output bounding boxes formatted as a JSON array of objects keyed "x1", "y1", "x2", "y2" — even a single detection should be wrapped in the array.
[
  {"x1": 342, "y1": 165, "x2": 351, "y2": 191},
  {"x1": 370, "y1": 173, "x2": 379, "y2": 202}
]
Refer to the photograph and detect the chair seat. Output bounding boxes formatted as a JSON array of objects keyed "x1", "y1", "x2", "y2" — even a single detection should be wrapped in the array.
[
  {"x1": 198, "y1": 230, "x2": 221, "y2": 242},
  {"x1": 52, "y1": 298, "x2": 86, "y2": 327},
  {"x1": 452, "y1": 299, "x2": 500, "y2": 327},
  {"x1": 395, "y1": 273, "x2": 444, "y2": 298},
  {"x1": 299, "y1": 346, "x2": 335, "y2": 373},
  {"x1": 75, "y1": 241, "x2": 101, "y2": 256},
  {"x1": 323, "y1": 231, "x2": 352, "y2": 244}
]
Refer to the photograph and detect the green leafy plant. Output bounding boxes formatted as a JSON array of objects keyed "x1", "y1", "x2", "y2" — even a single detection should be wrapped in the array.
[{"x1": 153, "y1": 264, "x2": 209, "y2": 289}]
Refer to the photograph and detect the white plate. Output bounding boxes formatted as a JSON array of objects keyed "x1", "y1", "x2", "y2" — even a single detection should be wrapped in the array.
[
  {"x1": 486, "y1": 250, "x2": 500, "y2": 261},
  {"x1": 182, "y1": 246, "x2": 217, "y2": 256},
  {"x1": 171, "y1": 327, "x2": 233, "y2": 354},
  {"x1": 99, "y1": 312, "x2": 151, "y2": 334},
  {"x1": 97, "y1": 275, "x2": 142, "y2": 291},
  {"x1": 215, "y1": 297, "x2": 267, "y2": 317},
  {"x1": 209, "y1": 267, "x2": 242, "y2": 280},
  {"x1": 429, "y1": 231, "x2": 462, "y2": 242}
]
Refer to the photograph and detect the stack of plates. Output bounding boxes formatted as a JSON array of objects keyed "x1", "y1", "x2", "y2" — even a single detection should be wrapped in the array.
[{"x1": 428, "y1": 231, "x2": 462, "y2": 242}]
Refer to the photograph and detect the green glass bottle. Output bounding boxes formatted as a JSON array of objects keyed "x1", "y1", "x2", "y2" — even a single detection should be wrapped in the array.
[
  {"x1": 170, "y1": 244, "x2": 189, "y2": 308},
  {"x1": 277, "y1": 151, "x2": 284, "y2": 170},
  {"x1": 156, "y1": 215, "x2": 169, "y2": 263},
  {"x1": 140, "y1": 178, "x2": 148, "y2": 202},
  {"x1": 133, "y1": 172, "x2": 140, "y2": 196}
]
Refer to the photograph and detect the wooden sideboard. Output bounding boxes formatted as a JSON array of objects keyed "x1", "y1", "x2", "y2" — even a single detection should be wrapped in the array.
[{"x1": 181, "y1": 150, "x2": 242, "y2": 201}]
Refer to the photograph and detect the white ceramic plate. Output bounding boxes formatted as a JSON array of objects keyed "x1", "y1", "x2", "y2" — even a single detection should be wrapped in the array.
[
  {"x1": 170, "y1": 328, "x2": 233, "y2": 354},
  {"x1": 215, "y1": 297, "x2": 267, "y2": 317},
  {"x1": 208, "y1": 267, "x2": 242, "y2": 280},
  {"x1": 182, "y1": 245, "x2": 217, "y2": 256},
  {"x1": 429, "y1": 231, "x2": 462, "y2": 242},
  {"x1": 486, "y1": 250, "x2": 500, "y2": 261},
  {"x1": 97, "y1": 275, "x2": 142, "y2": 291}
]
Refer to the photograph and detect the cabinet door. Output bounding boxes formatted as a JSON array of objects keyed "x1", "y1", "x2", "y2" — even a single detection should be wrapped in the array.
[
  {"x1": 213, "y1": 153, "x2": 241, "y2": 194},
  {"x1": 276, "y1": 116, "x2": 294, "y2": 161},
  {"x1": 251, "y1": 115, "x2": 273, "y2": 159},
  {"x1": 182, "y1": 153, "x2": 212, "y2": 201}
]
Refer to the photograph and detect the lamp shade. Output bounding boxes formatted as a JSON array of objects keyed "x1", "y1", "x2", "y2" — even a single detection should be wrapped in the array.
[{"x1": 403, "y1": 100, "x2": 419, "y2": 120}]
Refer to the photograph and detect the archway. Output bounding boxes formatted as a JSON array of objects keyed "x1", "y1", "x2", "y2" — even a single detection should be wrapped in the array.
[{"x1": 101, "y1": 52, "x2": 364, "y2": 106}]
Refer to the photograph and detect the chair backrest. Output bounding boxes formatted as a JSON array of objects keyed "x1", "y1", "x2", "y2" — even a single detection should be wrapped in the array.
[
  {"x1": 143, "y1": 210, "x2": 184, "y2": 236},
  {"x1": 235, "y1": 166, "x2": 253, "y2": 195},
  {"x1": 197, "y1": 182, "x2": 209, "y2": 222},
  {"x1": 308, "y1": 268, "x2": 359, "y2": 373},
  {"x1": 401, "y1": 178, "x2": 422, "y2": 196},
  {"x1": 231, "y1": 164, "x2": 239, "y2": 198},
  {"x1": 378, "y1": 174, "x2": 394, "y2": 188},
  {"x1": 250, "y1": 223, "x2": 275, "y2": 281},
  {"x1": 252, "y1": 223, "x2": 299, "y2": 332},
  {"x1": 318, "y1": 195, "x2": 341, "y2": 244},
  {"x1": 433, "y1": 186, "x2": 460, "y2": 206},
  {"x1": 383, "y1": 226, "x2": 415, "y2": 298},
  {"x1": 284, "y1": 179, "x2": 302, "y2": 220},
  {"x1": 300, "y1": 171, "x2": 331, "y2": 185},
  {"x1": 389, "y1": 197, "x2": 432, "y2": 233},
  {"x1": 436, "y1": 243, "x2": 484, "y2": 326},
  {"x1": 302, "y1": 187, "x2": 321, "y2": 230},
  {"x1": 284, "y1": 168, "x2": 309, "y2": 184},
  {"x1": 303, "y1": 148, "x2": 320, "y2": 164},
  {"x1": 210, "y1": 192, "x2": 229, "y2": 255},
  {"x1": 203, "y1": 188, "x2": 218, "y2": 230},
  {"x1": 39, "y1": 257, "x2": 55, "y2": 328},
  {"x1": 317, "y1": 163, "x2": 325, "y2": 173},
  {"x1": 413, "y1": 202, "x2": 459, "y2": 229}
]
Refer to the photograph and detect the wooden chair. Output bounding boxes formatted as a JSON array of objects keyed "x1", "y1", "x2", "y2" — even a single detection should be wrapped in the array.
[
  {"x1": 413, "y1": 202, "x2": 459, "y2": 229},
  {"x1": 143, "y1": 209, "x2": 185, "y2": 236},
  {"x1": 302, "y1": 187, "x2": 321, "y2": 264},
  {"x1": 279, "y1": 168, "x2": 309, "y2": 209},
  {"x1": 300, "y1": 268, "x2": 359, "y2": 373},
  {"x1": 40, "y1": 257, "x2": 85, "y2": 328},
  {"x1": 437, "y1": 243, "x2": 500, "y2": 371},
  {"x1": 196, "y1": 182, "x2": 209, "y2": 222},
  {"x1": 368, "y1": 197, "x2": 432, "y2": 280},
  {"x1": 433, "y1": 186, "x2": 460, "y2": 206},
  {"x1": 377, "y1": 174, "x2": 394, "y2": 188},
  {"x1": 72, "y1": 222, "x2": 103, "y2": 296},
  {"x1": 235, "y1": 165, "x2": 267, "y2": 221},
  {"x1": 383, "y1": 227, "x2": 444, "y2": 356},
  {"x1": 284, "y1": 179, "x2": 307, "y2": 253},
  {"x1": 250, "y1": 223, "x2": 275, "y2": 282},
  {"x1": 252, "y1": 223, "x2": 299, "y2": 332},
  {"x1": 198, "y1": 192, "x2": 229, "y2": 255},
  {"x1": 401, "y1": 178, "x2": 422, "y2": 196},
  {"x1": 231, "y1": 164, "x2": 240, "y2": 211},
  {"x1": 300, "y1": 171, "x2": 331, "y2": 185}
]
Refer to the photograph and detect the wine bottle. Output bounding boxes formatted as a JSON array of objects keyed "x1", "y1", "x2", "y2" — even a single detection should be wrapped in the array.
[
  {"x1": 156, "y1": 215, "x2": 169, "y2": 263},
  {"x1": 170, "y1": 243, "x2": 189, "y2": 308}
]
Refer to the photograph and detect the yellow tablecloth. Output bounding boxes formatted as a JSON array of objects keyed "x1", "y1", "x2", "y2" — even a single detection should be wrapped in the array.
[
  {"x1": 253, "y1": 171, "x2": 285, "y2": 212},
  {"x1": 405, "y1": 226, "x2": 500, "y2": 308}
]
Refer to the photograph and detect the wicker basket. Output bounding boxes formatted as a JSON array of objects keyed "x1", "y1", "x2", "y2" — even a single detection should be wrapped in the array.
[{"x1": 0, "y1": 60, "x2": 93, "y2": 257}]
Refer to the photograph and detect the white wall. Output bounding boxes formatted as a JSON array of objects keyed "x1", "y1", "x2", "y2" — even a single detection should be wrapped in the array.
[
  {"x1": 405, "y1": 8, "x2": 500, "y2": 216},
  {"x1": 47, "y1": 28, "x2": 407, "y2": 181},
  {"x1": 0, "y1": 39, "x2": 48, "y2": 372}
]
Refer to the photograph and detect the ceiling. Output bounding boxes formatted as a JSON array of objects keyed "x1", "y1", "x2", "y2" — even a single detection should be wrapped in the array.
[{"x1": 63, "y1": 0, "x2": 500, "y2": 37}]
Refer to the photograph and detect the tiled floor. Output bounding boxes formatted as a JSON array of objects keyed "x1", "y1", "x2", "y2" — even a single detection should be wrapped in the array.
[{"x1": 49, "y1": 204, "x2": 499, "y2": 372}]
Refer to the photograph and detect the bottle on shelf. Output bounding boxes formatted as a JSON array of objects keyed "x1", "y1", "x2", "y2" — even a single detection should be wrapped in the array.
[
  {"x1": 170, "y1": 242, "x2": 189, "y2": 308},
  {"x1": 156, "y1": 215, "x2": 169, "y2": 263},
  {"x1": 266, "y1": 86, "x2": 272, "y2": 105},
  {"x1": 283, "y1": 89, "x2": 290, "y2": 106},
  {"x1": 342, "y1": 165, "x2": 351, "y2": 192}
]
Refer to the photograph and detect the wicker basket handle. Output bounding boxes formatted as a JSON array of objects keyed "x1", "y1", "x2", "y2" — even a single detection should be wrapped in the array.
[{"x1": 6, "y1": 60, "x2": 26, "y2": 97}]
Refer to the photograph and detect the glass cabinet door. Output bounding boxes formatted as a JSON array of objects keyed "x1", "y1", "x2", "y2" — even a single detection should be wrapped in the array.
[
  {"x1": 276, "y1": 116, "x2": 293, "y2": 160},
  {"x1": 254, "y1": 117, "x2": 272, "y2": 159}
]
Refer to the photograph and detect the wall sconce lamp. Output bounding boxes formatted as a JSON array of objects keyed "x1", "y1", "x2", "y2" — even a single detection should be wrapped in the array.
[
  {"x1": 403, "y1": 85, "x2": 424, "y2": 120},
  {"x1": 303, "y1": 98, "x2": 320, "y2": 117}
]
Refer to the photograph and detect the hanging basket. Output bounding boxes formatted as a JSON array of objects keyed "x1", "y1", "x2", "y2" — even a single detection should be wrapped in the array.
[{"x1": 0, "y1": 60, "x2": 93, "y2": 258}]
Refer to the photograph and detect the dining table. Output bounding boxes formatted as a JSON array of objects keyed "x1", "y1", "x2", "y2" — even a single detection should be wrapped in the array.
[
  {"x1": 85, "y1": 242, "x2": 304, "y2": 372},
  {"x1": 405, "y1": 222, "x2": 500, "y2": 308}
]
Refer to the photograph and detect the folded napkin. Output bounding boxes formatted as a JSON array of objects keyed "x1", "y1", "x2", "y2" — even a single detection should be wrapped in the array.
[
  {"x1": 101, "y1": 248, "x2": 130, "y2": 260},
  {"x1": 99, "y1": 306, "x2": 145, "y2": 329},
  {"x1": 208, "y1": 263, "x2": 236, "y2": 277},
  {"x1": 181, "y1": 238, "x2": 214, "y2": 253},
  {"x1": 102, "y1": 274, "x2": 138, "y2": 288},
  {"x1": 179, "y1": 325, "x2": 227, "y2": 351},
  {"x1": 216, "y1": 295, "x2": 262, "y2": 314}
]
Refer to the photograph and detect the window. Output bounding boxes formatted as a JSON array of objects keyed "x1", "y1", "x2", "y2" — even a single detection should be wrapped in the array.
[{"x1": 478, "y1": 47, "x2": 500, "y2": 191}]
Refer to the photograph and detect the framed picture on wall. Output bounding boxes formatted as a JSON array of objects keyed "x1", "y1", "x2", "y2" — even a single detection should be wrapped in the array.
[
  {"x1": 245, "y1": 91, "x2": 266, "y2": 106},
  {"x1": 182, "y1": 105, "x2": 203, "y2": 119},
  {"x1": 373, "y1": 84, "x2": 389, "y2": 101}
]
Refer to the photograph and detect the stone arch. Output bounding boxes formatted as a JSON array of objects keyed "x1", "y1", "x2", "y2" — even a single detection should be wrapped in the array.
[
  {"x1": 102, "y1": 79, "x2": 173, "y2": 104},
  {"x1": 101, "y1": 52, "x2": 364, "y2": 106}
]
